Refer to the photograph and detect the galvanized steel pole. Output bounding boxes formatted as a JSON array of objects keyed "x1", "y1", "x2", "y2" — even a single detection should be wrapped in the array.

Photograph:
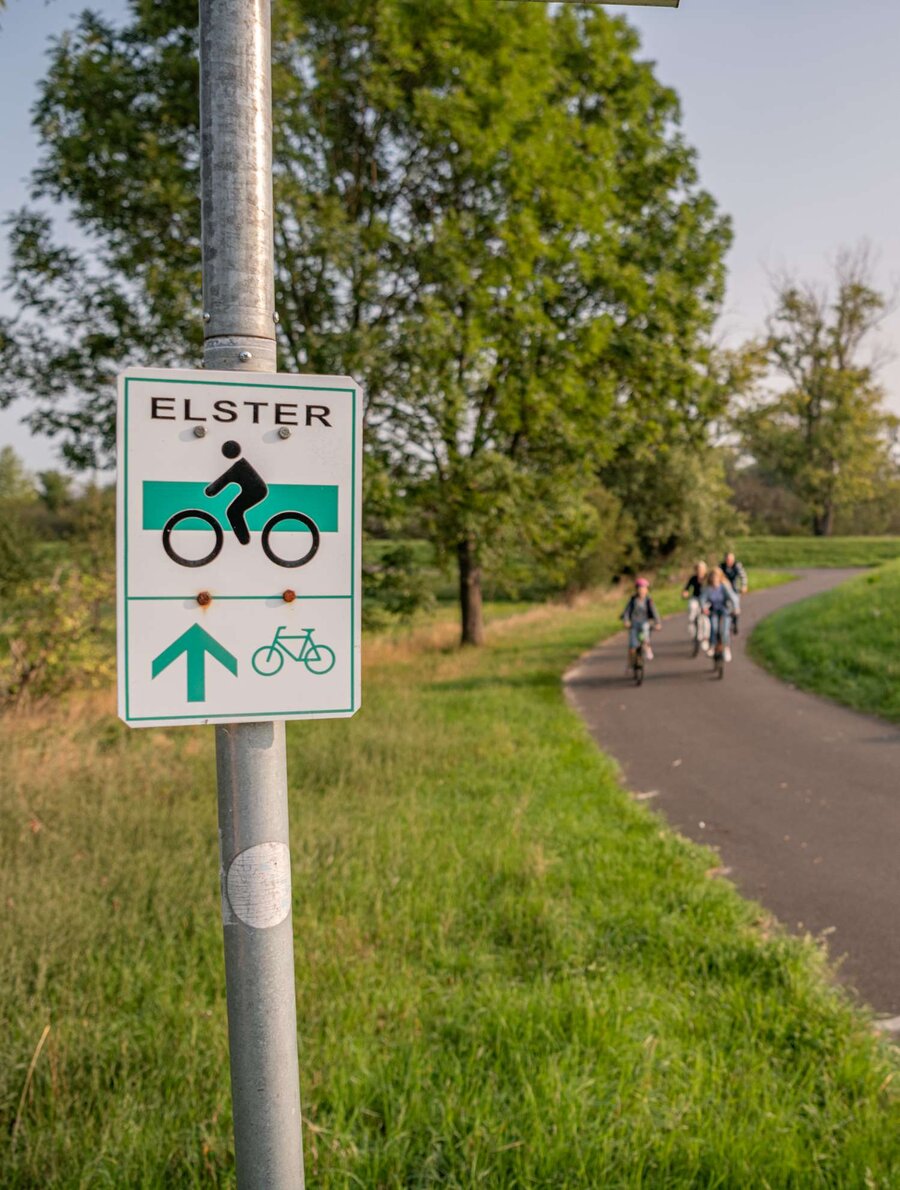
[{"x1": 199, "y1": 2, "x2": 305, "y2": 1186}]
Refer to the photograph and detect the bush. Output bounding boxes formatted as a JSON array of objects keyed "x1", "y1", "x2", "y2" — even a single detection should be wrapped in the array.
[
  {"x1": 362, "y1": 541, "x2": 437, "y2": 628},
  {"x1": 0, "y1": 566, "x2": 114, "y2": 709}
]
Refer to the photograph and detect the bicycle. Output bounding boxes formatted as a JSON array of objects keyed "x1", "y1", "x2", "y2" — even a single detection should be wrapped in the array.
[
  {"x1": 162, "y1": 507, "x2": 320, "y2": 569},
  {"x1": 688, "y1": 597, "x2": 710, "y2": 658},
  {"x1": 630, "y1": 624, "x2": 654, "y2": 687},
  {"x1": 705, "y1": 609, "x2": 728, "y2": 680},
  {"x1": 712, "y1": 642, "x2": 725, "y2": 680},
  {"x1": 251, "y1": 626, "x2": 336, "y2": 677}
]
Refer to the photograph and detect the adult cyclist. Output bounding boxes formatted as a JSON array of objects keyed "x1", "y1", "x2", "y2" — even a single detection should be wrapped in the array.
[
  {"x1": 703, "y1": 567, "x2": 736, "y2": 664},
  {"x1": 720, "y1": 549, "x2": 747, "y2": 635},
  {"x1": 682, "y1": 560, "x2": 710, "y2": 654}
]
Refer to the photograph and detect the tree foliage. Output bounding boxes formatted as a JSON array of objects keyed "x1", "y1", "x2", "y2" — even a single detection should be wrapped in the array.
[
  {"x1": 1, "y1": 567, "x2": 114, "y2": 708},
  {"x1": 2, "y1": 0, "x2": 730, "y2": 639},
  {"x1": 607, "y1": 443, "x2": 742, "y2": 563},
  {"x1": 733, "y1": 250, "x2": 898, "y2": 537},
  {"x1": 0, "y1": 449, "x2": 115, "y2": 708},
  {"x1": 0, "y1": 444, "x2": 37, "y2": 504}
]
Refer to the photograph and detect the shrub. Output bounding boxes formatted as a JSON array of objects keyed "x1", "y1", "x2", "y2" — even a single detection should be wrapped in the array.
[{"x1": 0, "y1": 566, "x2": 114, "y2": 709}]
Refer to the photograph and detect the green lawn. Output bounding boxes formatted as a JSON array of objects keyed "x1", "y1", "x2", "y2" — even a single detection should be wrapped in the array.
[
  {"x1": 737, "y1": 535, "x2": 900, "y2": 569},
  {"x1": 2, "y1": 578, "x2": 899, "y2": 1185},
  {"x1": 751, "y1": 559, "x2": 900, "y2": 723}
]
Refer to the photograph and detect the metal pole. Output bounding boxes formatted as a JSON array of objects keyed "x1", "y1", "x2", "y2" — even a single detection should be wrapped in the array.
[
  {"x1": 214, "y1": 723, "x2": 303, "y2": 1187},
  {"x1": 199, "y1": 2, "x2": 304, "y2": 1186}
]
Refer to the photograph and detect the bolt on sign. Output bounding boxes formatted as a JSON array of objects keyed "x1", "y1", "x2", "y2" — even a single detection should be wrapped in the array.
[{"x1": 117, "y1": 367, "x2": 362, "y2": 727}]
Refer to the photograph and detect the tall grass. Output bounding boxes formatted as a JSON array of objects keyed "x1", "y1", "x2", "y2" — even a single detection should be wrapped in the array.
[
  {"x1": 751, "y1": 559, "x2": 900, "y2": 722},
  {"x1": 737, "y1": 535, "x2": 900, "y2": 569},
  {"x1": 2, "y1": 581, "x2": 898, "y2": 1185}
]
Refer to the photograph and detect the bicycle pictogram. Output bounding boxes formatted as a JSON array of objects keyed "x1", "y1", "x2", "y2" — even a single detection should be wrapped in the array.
[
  {"x1": 161, "y1": 439, "x2": 320, "y2": 569},
  {"x1": 251, "y1": 627, "x2": 336, "y2": 677}
]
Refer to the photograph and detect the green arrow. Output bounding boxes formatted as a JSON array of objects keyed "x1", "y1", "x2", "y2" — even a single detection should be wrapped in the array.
[{"x1": 151, "y1": 624, "x2": 238, "y2": 703}]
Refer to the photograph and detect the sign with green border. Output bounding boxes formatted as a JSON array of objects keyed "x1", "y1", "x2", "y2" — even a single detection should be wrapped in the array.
[{"x1": 116, "y1": 366, "x2": 362, "y2": 727}]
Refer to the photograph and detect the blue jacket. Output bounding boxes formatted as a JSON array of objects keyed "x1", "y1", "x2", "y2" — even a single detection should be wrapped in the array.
[{"x1": 704, "y1": 584, "x2": 734, "y2": 615}]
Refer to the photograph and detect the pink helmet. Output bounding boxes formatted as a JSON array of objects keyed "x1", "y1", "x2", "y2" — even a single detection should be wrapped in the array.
[{"x1": 635, "y1": 576, "x2": 649, "y2": 589}]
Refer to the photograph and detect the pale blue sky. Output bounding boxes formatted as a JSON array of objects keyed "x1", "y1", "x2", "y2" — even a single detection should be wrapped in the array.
[{"x1": 3, "y1": 0, "x2": 900, "y2": 470}]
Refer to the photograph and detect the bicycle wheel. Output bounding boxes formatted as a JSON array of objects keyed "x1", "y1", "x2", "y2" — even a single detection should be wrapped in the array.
[
  {"x1": 714, "y1": 651, "x2": 725, "y2": 680},
  {"x1": 252, "y1": 645, "x2": 285, "y2": 676},
  {"x1": 691, "y1": 636, "x2": 700, "y2": 658},
  {"x1": 163, "y1": 509, "x2": 223, "y2": 568},
  {"x1": 303, "y1": 643, "x2": 336, "y2": 676},
  {"x1": 633, "y1": 653, "x2": 644, "y2": 686},
  {"x1": 261, "y1": 511, "x2": 320, "y2": 568}
]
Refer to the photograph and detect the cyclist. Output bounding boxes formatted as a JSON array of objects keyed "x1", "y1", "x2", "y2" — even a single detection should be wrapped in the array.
[
  {"x1": 622, "y1": 577, "x2": 661, "y2": 668},
  {"x1": 720, "y1": 549, "x2": 747, "y2": 635},
  {"x1": 205, "y1": 440, "x2": 269, "y2": 545},
  {"x1": 703, "y1": 567, "x2": 735, "y2": 663},
  {"x1": 682, "y1": 560, "x2": 710, "y2": 653}
]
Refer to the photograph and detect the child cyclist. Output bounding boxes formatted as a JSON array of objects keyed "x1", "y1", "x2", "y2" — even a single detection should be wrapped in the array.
[{"x1": 622, "y1": 577, "x2": 662, "y2": 667}]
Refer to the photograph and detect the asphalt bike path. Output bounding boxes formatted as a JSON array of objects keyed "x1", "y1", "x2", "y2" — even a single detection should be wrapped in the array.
[{"x1": 565, "y1": 569, "x2": 900, "y2": 1017}]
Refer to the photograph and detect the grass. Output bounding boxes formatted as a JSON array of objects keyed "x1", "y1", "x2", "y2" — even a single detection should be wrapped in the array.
[
  {"x1": 2, "y1": 576, "x2": 899, "y2": 1185},
  {"x1": 751, "y1": 559, "x2": 900, "y2": 723},
  {"x1": 736, "y1": 535, "x2": 900, "y2": 569}
]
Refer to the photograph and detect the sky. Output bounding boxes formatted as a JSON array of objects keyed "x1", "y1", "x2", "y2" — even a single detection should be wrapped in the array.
[{"x1": 2, "y1": 0, "x2": 900, "y2": 470}]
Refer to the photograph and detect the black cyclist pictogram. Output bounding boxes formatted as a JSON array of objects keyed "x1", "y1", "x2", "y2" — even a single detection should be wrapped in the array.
[
  {"x1": 161, "y1": 440, "x2": 320, "y2": 569},
  {"x1": 205, "y1": 439, "x2": 268, "y2": 545}
]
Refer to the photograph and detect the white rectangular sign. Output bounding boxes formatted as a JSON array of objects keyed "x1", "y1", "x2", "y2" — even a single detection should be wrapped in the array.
[{"x1": 117, "y1": 366, "x2": 362, "y2": 728}]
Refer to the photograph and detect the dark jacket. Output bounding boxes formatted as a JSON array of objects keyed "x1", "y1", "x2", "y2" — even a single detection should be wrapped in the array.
[
  {"x1": 622, "y1": 594, "x2": 661, "y2": 627},
  {"x1": 721, "y1": 559, "x2": 747, "y2": 592}
]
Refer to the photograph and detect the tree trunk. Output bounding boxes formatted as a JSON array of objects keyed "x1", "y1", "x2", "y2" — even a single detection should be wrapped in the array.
[
  {"x1": 812, "y1": 503, "x2": 835, "y2": 536},
  {"x1": 457, "y1": 537, "x2": 485, "y2": 647}
]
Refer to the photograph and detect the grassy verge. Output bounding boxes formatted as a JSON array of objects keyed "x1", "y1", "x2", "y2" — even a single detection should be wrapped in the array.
[
  {"x1": 2, "y1": 576, "x2": 899, "y2": 1185},
  {"x1": 737, "y1": 535, "x2": 900, "y2": 569},
  {"x1": 751, "y1": 560, "x2": 900, "y2": 723}
]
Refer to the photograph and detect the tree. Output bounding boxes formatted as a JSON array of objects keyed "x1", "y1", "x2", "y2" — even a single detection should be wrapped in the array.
[
  {"x1": 725, "y1": 457, "x2": 808, "y2": 536},
  {"x1": 37, "y1": 469, "x2": 74, "y2": 515},
  {"x1": 375, "y1": 6, "x2": 730, "y2": 640},
  {"x1": 734, "y1": 250, "x2": 898, "y2": 537},
  {"x1": 603, "y1": 442, "x2": 743, "y2": 564},
  {"x1": 2, "y1": 0, "x2": 729, "y2": 642},
  {"x1": 0, "y1": 446, "x2": 36, "y2": 505}
]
